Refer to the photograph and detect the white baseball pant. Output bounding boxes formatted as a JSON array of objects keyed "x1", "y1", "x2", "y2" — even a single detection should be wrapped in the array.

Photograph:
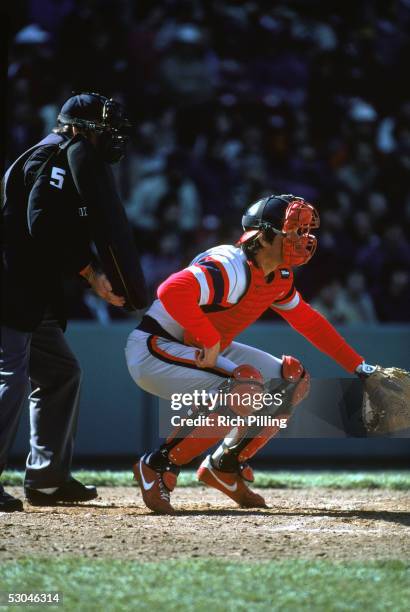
[{"x1": 125, "y1": 329, "x2": 283, "y2": 399}]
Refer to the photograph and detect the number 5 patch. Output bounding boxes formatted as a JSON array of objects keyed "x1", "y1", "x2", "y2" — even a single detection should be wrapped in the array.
[{"x1": 50, "y1": 166, "x2": 66, "y2": 189}]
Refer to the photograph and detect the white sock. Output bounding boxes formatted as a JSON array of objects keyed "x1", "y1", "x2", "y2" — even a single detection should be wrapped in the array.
[{"x1": 36, "y1": 487, "x2": 58, "y2": 494}]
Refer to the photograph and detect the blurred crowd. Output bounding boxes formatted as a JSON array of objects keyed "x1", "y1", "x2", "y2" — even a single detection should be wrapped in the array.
[{"x1": 6, "y1": 0, "x2": 410, "y2": 323}]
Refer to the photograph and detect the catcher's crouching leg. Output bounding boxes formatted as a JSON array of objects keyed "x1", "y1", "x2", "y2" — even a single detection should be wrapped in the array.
[
  {"x1": 198, "y1": 355, "x2": 310, "y2": 508},
  {"x1": 134, "y1": 364, "x2": 264, "y2": 513}
]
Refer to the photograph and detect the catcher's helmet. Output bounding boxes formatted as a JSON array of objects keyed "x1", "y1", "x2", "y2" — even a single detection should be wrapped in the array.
[
  {"x1": 56, "y1": 92, "x2": 132, "y2": 163},
  {"x1": 238, "y1": 194, "x2": 320, "y2": 266}
]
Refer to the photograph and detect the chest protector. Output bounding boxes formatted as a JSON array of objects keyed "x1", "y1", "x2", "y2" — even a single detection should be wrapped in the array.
[{"x1": 186, "y1": 262, "x2": 294, "y2": 350}]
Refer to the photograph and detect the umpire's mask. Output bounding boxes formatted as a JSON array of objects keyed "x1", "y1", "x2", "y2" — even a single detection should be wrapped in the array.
[{"x1": 56, "y1": 92, "x2": 132, "y2": 164}]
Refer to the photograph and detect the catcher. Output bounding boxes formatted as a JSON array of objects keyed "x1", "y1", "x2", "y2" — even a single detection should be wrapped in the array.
[{"x1": 125, "y1": 194, "x2": 410, "y2": 514}]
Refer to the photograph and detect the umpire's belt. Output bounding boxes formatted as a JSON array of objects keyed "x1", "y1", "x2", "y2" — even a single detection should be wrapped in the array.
[{"x1": 136, "y1": 315, "x2": 179, "y2": 342}]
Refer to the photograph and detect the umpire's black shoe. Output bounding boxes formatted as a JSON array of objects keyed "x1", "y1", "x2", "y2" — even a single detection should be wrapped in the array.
[
  {"x1": 25, "y1": 478, "x2": 98, "y2": 506},
  {"x1": 0, "y1": 485, "x2": 24, "y2": 512}
]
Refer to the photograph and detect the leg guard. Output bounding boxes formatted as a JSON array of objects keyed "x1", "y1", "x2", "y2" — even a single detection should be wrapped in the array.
[
  {"x1": 151, "y1": 364, "x2": 265, "y2": 468},
  {"x1": 224, "y1": 364, "x2": 264, "y2": 417},
  {"x1": 165, "y1": 406, "x2": 232, "y2": 466},
  {"x1": 212, "y1": 355, "x2": 310, "y2": 472},
  {"x1": 280, "y1": 355, "x2": 310, "y2": 411}
]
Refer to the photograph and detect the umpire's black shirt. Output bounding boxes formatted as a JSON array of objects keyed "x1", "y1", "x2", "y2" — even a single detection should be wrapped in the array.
[{"x1": 1, "y1": 132, "x2": 111, "y2": 332}]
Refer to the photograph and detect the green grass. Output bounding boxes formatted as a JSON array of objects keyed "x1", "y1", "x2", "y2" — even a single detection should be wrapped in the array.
[
  {"x1": 0, "y1": 559, "x2": 408, "y2": 612},
  {"x1": 2, "y1": 470, "x2": 410, "y2": 490}
]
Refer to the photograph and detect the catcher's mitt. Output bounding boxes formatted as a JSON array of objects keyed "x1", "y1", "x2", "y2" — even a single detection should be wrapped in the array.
[{"x1": 361, "y1": 366, "x2": 410, "y2": 434}]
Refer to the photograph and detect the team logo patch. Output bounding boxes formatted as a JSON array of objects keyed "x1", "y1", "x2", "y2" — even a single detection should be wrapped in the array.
[{"x1": 280, "y1": 269, "x2": 290, "y2": 278}]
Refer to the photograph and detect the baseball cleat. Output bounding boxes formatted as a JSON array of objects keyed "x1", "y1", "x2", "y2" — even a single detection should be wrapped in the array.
[
  {"x1": 25, "y1": 478, "x2": 97, "y2": 506},
  {"x1": 0, "y1": 485, "x2": 23, "y2": 512},
  {"x1": 197, "y1": 455, "x2": 267, "y2": 508},
  {"x1": 133, "y1": 453, "x2": 177, "y2": 514}
]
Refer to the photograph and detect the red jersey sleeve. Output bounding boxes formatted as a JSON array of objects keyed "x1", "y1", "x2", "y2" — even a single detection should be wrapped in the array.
[
  {"x1": 157, "y1": 269, "x2": 221, "y2": 348},
  {"x1": 271, "y1": 295, "x2": 363, "y2": 373}
]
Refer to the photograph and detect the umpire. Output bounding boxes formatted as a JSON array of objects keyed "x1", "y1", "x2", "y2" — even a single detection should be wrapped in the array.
[{"x1": 0, "y1": 92, "x2": 147, "y2": 511}]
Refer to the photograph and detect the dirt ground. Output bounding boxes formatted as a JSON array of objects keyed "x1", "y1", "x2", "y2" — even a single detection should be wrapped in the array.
[{"x1": 1, "y1": 486, "x2": 409, "y2": 562}]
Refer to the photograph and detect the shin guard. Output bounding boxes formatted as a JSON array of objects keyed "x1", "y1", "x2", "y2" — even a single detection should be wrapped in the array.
[
  {"x1": 164, "y1": 406, "x2": 232, "y2": 466},
  {"x1": 159, "y1": 364, "x2": 265, "y2": 467},
  {"x1": 212, "y1": 355, "x2": 310, "y2": 471}
]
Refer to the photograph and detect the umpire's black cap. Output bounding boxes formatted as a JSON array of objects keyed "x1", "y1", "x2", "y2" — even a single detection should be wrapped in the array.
[{"x1": 57, "y1": 93, "x2": 106, "y2": 127}]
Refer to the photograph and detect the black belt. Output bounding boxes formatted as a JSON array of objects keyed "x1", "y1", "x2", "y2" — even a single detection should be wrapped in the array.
[{"x1": 136, "y1": 315, "x2": 179, "y2": 342}]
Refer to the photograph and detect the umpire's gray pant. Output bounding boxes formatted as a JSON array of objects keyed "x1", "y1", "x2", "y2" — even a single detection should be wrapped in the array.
[{"x1": 0, "y1": 317, "x2": 82, "y2": 488}]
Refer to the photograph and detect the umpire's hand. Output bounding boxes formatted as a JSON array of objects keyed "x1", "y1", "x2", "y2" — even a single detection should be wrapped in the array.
[
  {"x1": 80, "y1": 264, "x2": 125, "y2": 307},
  {"x1": 91, "y1": 272, "x2": 125, "y2": 307}
]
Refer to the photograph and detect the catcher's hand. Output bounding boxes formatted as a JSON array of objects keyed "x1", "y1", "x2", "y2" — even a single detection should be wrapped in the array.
[{"x1": 356, "y1": 363, "x2": 410, "y2": 434}]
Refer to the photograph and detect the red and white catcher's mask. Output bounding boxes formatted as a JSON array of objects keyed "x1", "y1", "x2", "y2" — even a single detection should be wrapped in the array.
[
  {"x1": 238, "y1": 195, "x2": 320, "y2": 267},
  {"x1": 281, "y1": 198, "x2": 320, "y2": 266}
]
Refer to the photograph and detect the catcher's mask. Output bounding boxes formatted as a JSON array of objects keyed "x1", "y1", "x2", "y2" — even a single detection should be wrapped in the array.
[
  {"x1": 55, "y1": 92, "x2": 132, "y2": 164},
  {"x1": 237, "y1": 194, "x2": 320, "y2": 267}
]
